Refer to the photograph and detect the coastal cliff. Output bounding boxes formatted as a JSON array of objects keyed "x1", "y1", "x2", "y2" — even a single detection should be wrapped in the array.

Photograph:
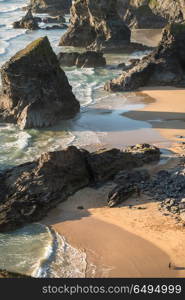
[{"x1": 117, "y1": 0, "x2": 185, "y2": 28}]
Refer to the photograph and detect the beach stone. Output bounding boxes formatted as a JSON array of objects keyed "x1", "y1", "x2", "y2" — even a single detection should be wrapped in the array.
[
  {"x1": 13, "y1": 9, "x2": 39, "y2": 30},
  {"x1": 58, "y1": 51, "x2": 106, "y2": 68},
  {"x1": 0, "y1": 36, "x2": 80, "y2": 129},
  {"x1": 105, "y1": 23, "x2": 185, "y2": 91}
]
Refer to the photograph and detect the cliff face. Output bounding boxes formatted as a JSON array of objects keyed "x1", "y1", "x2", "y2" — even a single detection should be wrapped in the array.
[
  {"x1": 59, "y1": 0, "x2": 131, "y2": 51},
  {"x1": 117, "y1": 0, "x2": 185, "y2": 28}
]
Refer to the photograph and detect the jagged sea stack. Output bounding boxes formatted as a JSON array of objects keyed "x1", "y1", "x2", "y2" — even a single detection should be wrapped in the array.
[
  {"x1": 105, "y1": 23, "x2": 185, "y2": 91},
  {"x1": 13, "y1": 9, "x2": 39, "y2": 30},
  {"x1": 0, "y1": 37, "x2": 80, "y2": 129},
  {"x1": 59, "y1": 0, "x2": 131, "y2": 51}
]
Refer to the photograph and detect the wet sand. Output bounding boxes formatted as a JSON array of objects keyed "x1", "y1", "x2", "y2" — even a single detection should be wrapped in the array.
[
  {"x1": 43, "y1": 183, "x2": 185, "y2": 277},
  {"x1": 124, "y1": 87, "x2": 185, "y2": 152}
]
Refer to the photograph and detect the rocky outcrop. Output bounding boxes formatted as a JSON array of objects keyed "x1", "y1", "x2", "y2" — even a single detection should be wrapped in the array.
[
  {"x1": 58, "y1": 51, "x2": 106, "y2": 68},
  {"x1": 105, "y1": 23, "x2": 185, "y2": 91},
  {"x1": 44, "y1": 24, "x2": 68, "y2": 30},
  {"x1": 42, "y1": 15, "x2": 66, "y2": 23},
  {"x1": 26, "y1": 0, "x2": 72, "y2": 15},
  {"x1": 117, "y1": 0, "x2": 185, "y2": 29},
  {"x1": 13, "y1": 9, "x2": 39, "y2": 30},
  {"x1": 0, "y1": 37, "x2": 80, "y2": 129},
  {"x1": 0, "y1": 144, "x2": 160, "y2": 231},
  {"x1": 59, "y1": 0, "x2": 131, "y2": 52}
]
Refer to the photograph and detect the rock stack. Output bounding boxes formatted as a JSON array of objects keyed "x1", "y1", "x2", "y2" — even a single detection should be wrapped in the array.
[
  {"x1": 0, "y1": 36, "x2": 80, "y2": 129},
  {"x1": 105, "y1": 23, "x2": 185, "y2": 91}
]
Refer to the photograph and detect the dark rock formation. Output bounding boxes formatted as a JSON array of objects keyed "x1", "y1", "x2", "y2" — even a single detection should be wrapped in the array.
[
  {"x1": 117, "y1": 0, "x2": 185, "y2": 29},
  {"x1": 108, "y1": 184, "x2": 137, "y2": 208},
  {"x1": 58, "y1": 51, "x2": 106, "y2": 68},
  {"x1": 42, "y1": 15, "x2": 66, "y2": 23},
  {"x1": 44, "y1": 24, "x2": 68, "y2": 30},
  {"x1": 105, "y1": 23, "x2": 185, "y2": 91},
  {"x1": 0, "y1": 144, "x2": 160, "y2": 231},
  {"x1": 13, "y1": 9, "x2": 39, "y2": 30},
  {"x1": 59, "y1": 0, "x2": 131, "y2": 52},
  {"x1": 108, "y1": 168, "x2": 150, "y2": 207},
  {"x1": 0, "y1": 37, "x2": 80, "y2": 129},
  {"x1": 26, "y1": 0, "x2": 72, "y2": 15}
]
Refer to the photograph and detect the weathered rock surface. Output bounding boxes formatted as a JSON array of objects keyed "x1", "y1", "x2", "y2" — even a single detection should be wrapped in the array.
[
  {"x1": 108, "y1": 168, "x2": 150, "y2": 207},
  {"x1": 42, "y1": 15, "x2": 66, "y2": 23},
  {"x1": 0, "y1": 269, "x2": 31, "y2": 278},
  {"x1": 13, "y1": 9, "x2": 39, "y2": 30},
  {"x1": 105, "y1": 23, "x2": 185, "y2": 91},
  {"x1": 59, "y1": 0, "x2": 131, "y2": 51},
  {"x1": 0, "y1": 37, "x2": 80, "y2": 129},
  {"x1": 0, "y1": 144, "x2": 160, "y2": 231},
  {"x1": 117, "y1": 0, "x2": 185, "y2": 29},
  {"x1": 44, "y1": 24, "x2": 68, "y2": 30},
  {"x1": 26, "y1": 0, "x2": 72, "y2": 15},
  {"x1": 58, "y1": 51, "x2": 106, "y2": 68}
]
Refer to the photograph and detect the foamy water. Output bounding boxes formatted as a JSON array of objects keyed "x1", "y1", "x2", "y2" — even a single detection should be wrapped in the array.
[{"x1": 0, "y1": 224, "x2": 87, "y2": 278}]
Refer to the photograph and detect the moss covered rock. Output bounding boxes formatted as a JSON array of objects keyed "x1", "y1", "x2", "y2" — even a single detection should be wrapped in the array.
[{"x1": 0, "y1": 36, "x2": 80, "y2": 129}]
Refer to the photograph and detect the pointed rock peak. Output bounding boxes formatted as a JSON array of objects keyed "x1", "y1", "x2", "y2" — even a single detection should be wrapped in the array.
[{"x1": 7, "y1": 36, "x2": 56, "y2": 65}]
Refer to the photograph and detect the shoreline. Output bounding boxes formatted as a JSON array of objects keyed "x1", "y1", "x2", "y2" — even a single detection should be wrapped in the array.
[{"x1": 42, "y1": 86, "x2": 185, "y2": 278}]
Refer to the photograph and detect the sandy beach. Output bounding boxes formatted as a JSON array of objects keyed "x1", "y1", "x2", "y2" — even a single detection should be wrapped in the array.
[{"x1": 42, "y1": 87, "x2": 185, "y2": 278}]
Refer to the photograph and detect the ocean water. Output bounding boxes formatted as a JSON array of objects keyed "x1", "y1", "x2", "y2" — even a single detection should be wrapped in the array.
[{"x1": 0, "y1": 1, "x2": 164, "y2": 277}]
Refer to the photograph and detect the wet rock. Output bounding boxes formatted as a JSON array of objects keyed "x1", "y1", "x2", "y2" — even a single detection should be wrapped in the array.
[
  {"x1": 13, "y1": 9, "x2": 39, "y2": 30},
  {"x1": 58, "y1": 51, "x2": 106, "y2": 68},
  {"x1": 0, "y1": 36, "x2": 80, "y2": 129},
  {"x1": 59, "y1": 0, "x2": 131, "y2": 52},
  {"x1": 105, "y1": 23, "x2": 185, "y2": 91}
]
